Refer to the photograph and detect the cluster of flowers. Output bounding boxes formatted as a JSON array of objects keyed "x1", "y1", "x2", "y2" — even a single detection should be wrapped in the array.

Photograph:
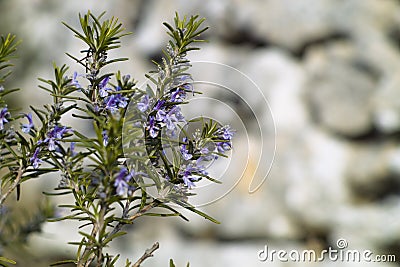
[
  {"x1": 98, "y1": 75, "x2": 129, "y2": 114},
  {"x1": 29, "y1": 124, "x2": 72, "y2": 169},
  {"x1": 113, "y1": 167, "x2": 140, "y2": 196},
  {"x1": 138, "y1": 75, "x2": 191, "y2": 139},
  {"x1": 136, "y1": 74, "x2": 235, "y2": 189},
  {"x1": 0, "y1": 13, "x2": 233, "y2": 267},
  {"x1": 72, "y1": 72, "x2": 129, "y2": 115},
  {"x1": 177, "y1": 124, "x2": 234, "y2": 188},
  {"x1": 17, "y1": 70, "x2": 234, "y2": 197},
  {"x1": 73, "y1": 72, "x2": 130, "y2": 147},
  {"x1": 72, "y1": 73, "x2": 135, "y2": 196},
  {"x1": 0, "y1": 88, "x2": 72, "y2": 171}
]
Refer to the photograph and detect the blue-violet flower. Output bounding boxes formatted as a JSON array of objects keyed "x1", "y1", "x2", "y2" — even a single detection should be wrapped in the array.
[
  {"x1": 21, "y1": 113, "x2": 34, "y2": 133},
  {"x1": 44, "y1": 126, "x2": 69, "y2": 151},
  {"x1": 30, "y1": 147, "x2": 42, "y2": 169},
  {"x1": 0, "y1": 107, "x2": 10, "y2": 130},
  {"x1": 138, "y1": 94, "x2": 150, "y2": 112}
]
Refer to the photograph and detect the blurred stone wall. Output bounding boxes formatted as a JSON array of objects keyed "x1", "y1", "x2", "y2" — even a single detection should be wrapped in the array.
[{"x1": 2, "y1": 0, "x2": 400, "y2": 266}]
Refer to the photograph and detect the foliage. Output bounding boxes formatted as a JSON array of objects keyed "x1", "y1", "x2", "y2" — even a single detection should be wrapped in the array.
[{"x1": 0, "y1": 11, "x2": 234, "y2": 267}]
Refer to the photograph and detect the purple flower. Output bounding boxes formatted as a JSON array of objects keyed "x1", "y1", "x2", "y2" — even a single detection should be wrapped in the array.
[
  {"x1": 104, "y1": 90, "x2": 128, "y2": 113},
  {"x1": 200, "y1": 147, "x2": 209, "y2": 154},
  {"x1": 220, "y1": 125, "x2": 235, "y2": 140},
  {"x1": 117, "y1": 93, "x2": 128, "y2": 108},
  {"x1": 137, "y1": 95, "x2": 150, "y2": 112},
  {"x1": 47, "y1": 139, "x2": 56, "y2": 151},
  {"x1": 170, "y1": 106, "x2": 185, "y2": 121},
  {"x1": 153, "y1": 100, "x2": 165, "y2": 111},
  {"x1": 114, "y1": 168, "x2": 130, "y2": 196},
  {"x1": 21, "y1": 113, "x2": 34, "y2": 133},
  {"x1": 71, "y1": 71, "x2": 82, "y2": 88},
  {"x1": 181, "y1": 150, "x2": 192, "y2": 160},
  {"x1": 180, "y1": 164, "x2": 202, "y2": 188},
  {"x1": 30, "y1": 147, "x2": 42, "y2": 169},
  {"x1": 216, "y1": 141, "x2": 231, "y2": 153},
  {"x1": 94, "y1": 104, "x2": 100, "y2": 113},
  {"x1": 170, "y1": 88, "x2": 186, "y2": 102},
  {"x1": 182, "y1": 173, "x2": 196, "y2": 188},
  {"x1": 99, "y1": 88, "x2": 110, "y2": 98},
  {"x1": 0, "y1": 85, "x2": 4, "y2": 92},
  {"x1": 43, "y1": 125, "x2": 70, "y2": 151},
  {"x1": 99, "y1": 76, "x2": 111, "y2": 97},
  {"x1": 114, "y1": 167, "x2": 138, "y2": 196},
  {"x1": 182, "y1": 83, "x2": 193, "y2": 93},
  {"x1": 100, "y1": 76, "x2": 110, "y2": 88},
  {"x1": 147, "y1": 116, "x2": 159, "y2": 138},
  {"x1": 177, "y1": 75, "x2": 194, "y2": 94},
  {"x1": 69, "y1": 142, "x2": 77, "y2": 156},
  {"x1": 214, "y1": 125, "x2": 234, "y2": 153},
  {"x1": 198, "y1": 147, "x2": 216, "y2": 161},
  {"x1": 180, "y1": 137, "x2": 192, "y2": 160},
  {"x1": 156, "y1": 106, "x2": 185, "y2": 134},
  {"x1": 102, "y1": 130, "x2": 109, "y2": 146},
  {"x1": 155, "y1": 109, "x2": 166, "y2": 122},
  {"x1": 104, "y1": 95, "x2": 118, "y2": 113},
  {"x1": 0, "y1": 107, "x2": 10, "y2": 130},
  {"x1": 54, "y1": 126, "x2": 69, "y2": 138}
]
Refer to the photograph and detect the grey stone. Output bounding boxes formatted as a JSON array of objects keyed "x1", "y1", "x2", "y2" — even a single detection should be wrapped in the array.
[
  {"x1": 374, "y1": 75, "x2": 400, "y2": 133},
  {"x1": 304, "y1": 42, "x2": 376, "y2": 137},
  {"x1": 345, "y1": 144, "x2": 400, "y2": 202},
  {"x1": 245, "y1": 0, "x2": 337, "y2": 51}
]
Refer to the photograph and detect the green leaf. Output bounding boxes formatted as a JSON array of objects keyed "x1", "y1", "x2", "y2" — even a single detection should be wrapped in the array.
[
  {"x1": 184, "y1": 206, "x2": 220, "y2": 224},
  {"x1": 158, "y1": 203, "x2": 189, "y2": 221},
  {"x1": 0, "y1": 257, "x2": 16, "y2": 265},
  {"x1": 49, "y1": 259, "x2": 76, "y2": 266},
  {"x1": 0, "y1": 34, "x2": 20, "y2": 82},
  {"x1": 198, "y1": 173, "x2": 222, "y2": 184},
  {"x1": 30, "y1": 105, "x2": 46, "y2": 124},
  {"x1": 0, "y1": 87, "x2": 19, "y2": 96},
  {"x1": 102, "y1": 231, "x2": 127, "y2": 246},
  {"x1": 139, "y1": 188, "x2": 148, "y2": 210},
  {"x1": 163, "y1": 22, "x2": 175, "y2": 34}
]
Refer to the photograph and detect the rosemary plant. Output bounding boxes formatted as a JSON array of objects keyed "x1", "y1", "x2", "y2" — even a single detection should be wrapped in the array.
[{"x1": 0, "y1": 11, "x2": 234, "y2": 267}]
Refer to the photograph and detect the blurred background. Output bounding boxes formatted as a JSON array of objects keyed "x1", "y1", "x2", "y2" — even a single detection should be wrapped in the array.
[{"x1": 1, "y1": 0, "x2": 400, "y2": 266}]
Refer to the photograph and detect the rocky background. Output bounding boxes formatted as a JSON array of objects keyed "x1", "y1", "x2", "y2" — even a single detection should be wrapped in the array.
[{"x1": 1, "y1": 0, "x2": 400, "y2": 266}]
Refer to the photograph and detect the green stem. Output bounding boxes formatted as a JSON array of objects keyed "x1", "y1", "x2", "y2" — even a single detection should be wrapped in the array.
[
  {"x1": 0, "y1": 165, "x2": 24, "y2": 206},
  {"x1": 96, "y1": 203, "x2": 107, "y2": 267},
  {"x1": 132, "y1": 242, "x2": 159, "y2": 267},
  {"x1": 128, "y1": 201, "x2": 157, "y2": 221}
]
